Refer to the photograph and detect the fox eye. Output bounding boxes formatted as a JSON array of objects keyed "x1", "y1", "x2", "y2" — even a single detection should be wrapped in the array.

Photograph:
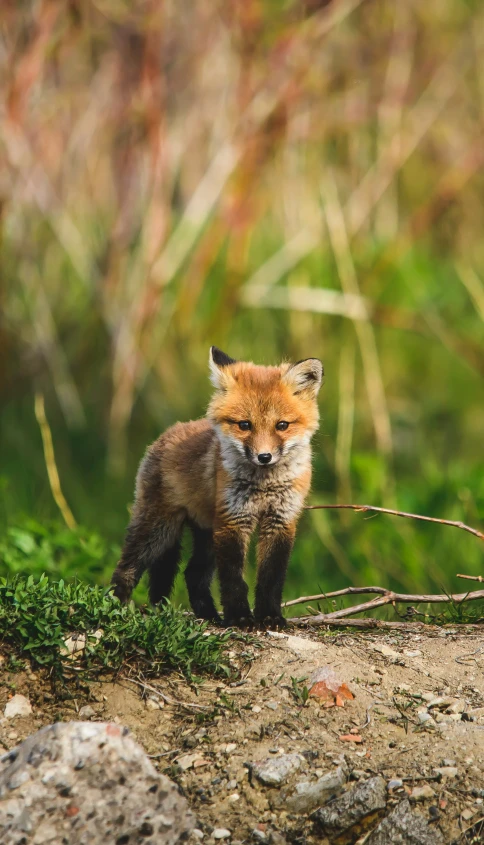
[
  {"x1": 238, "y1": 420, "x2": 251, "y2": 431},
  {"x1": 276, "y1": 421, "x2": 289, "y2": 431}
]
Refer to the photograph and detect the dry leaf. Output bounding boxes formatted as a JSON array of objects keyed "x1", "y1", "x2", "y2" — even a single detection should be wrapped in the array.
[{"x1": 308, "y1": 666, "x2": 355, "y2": 708}]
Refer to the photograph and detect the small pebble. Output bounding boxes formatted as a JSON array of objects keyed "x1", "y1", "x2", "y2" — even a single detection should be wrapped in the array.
[
  {"x1": 387, "y1": 778, "x2": 403, "y2": 791},
  {"x1": 411, "y1": 784, "x2": 435, "y2": 802},
  {"x1": 78, "y1": 705, "x2": 96, "y2": 719},
  {"x1": 252, "y1": 831, "x2": 267, "y2": 842},
  {"x1": 429, "y1": 806, "x2": 440, "y2": 820},
  {"x1": 434, "y1": 767, "x2": 458, "y2": 780},
  {"x1": 192, "y1": 831, "x2": 204, "y2": 841},
  {"x1": 4, "y1": 695, "x2": 32, "y2": 719},
  {"x1": 417, "y1": 712, "x2": 434, "y2": 726},
  {"x1": 225, "y1": 743, "x2": 237, "y2": 753},
  {"x1": 446, "y1": 700, "x2": 466, "y2": 714},
  {"x1": 213, "y1": 830, "x2": 231, "y2": 840},
  {"x1": 252, "y1": 706, "x2": 261, "y2": 714}
]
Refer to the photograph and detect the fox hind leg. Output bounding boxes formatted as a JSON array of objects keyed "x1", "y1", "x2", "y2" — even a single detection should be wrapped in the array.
[
  {"x1": 148, "y1": 538, "x2": 182, "y2": 604},
  {"x1": 185, "y1": 524, "x2": 221, "y2": 622},
  {"x1": 111, "y1": 515, "x2": 183, "y2": 605}
]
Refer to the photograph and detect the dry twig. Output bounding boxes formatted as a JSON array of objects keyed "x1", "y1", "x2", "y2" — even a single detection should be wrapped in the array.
[
  {"x1": 304, "y1": 502, "x2": 484, "y2": 542},
  {"x1": 457, "y1": 573, "x2": 484, "y2": 583},
  {"x1": 123, "y1": 675, "x2": 210, "y2": 711}
]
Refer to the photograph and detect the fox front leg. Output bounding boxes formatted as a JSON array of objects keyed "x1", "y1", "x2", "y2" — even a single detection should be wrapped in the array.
[
  {"x1": 254, "y1": 516, "x2": 296, "y2": 628},
  {"x1": 214, "y1": 520, "x2": 254, "y2": 628}
]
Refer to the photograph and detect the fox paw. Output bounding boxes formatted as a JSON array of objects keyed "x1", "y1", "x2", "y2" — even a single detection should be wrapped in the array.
[
  {"x1": 223, "y1": 614, "x2": 255, "y2": 630},
  {"x1": 255, "y1": 615, "x2": 288, "y2": 630}
]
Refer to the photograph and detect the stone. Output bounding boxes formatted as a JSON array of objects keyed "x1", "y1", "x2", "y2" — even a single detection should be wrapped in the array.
[
  {"x1": 417, "y1": 713, "x2": 434, "y2": 726},
  {"x1": 277, "y1": 765, "x2": 347, "y2": 814},
  {"x1": 373, "y1": 644, "x2": 400, "y2": 658},
  {"x1": 192, "y1": 831, "x2": 204, "y2": 840},
  {"x1": 314, "y1": 776, "x2": 387, "y2": 834},
  {"x1": 4, "y1": 695, "x2": 32, "y2": 719},
  {"x1": 213, "y1": 829, "x2": 231, "y2": 840},
  {"x1": 388, "y1": 779, "x2": 404, "y2": 791},
  {"x1": 410, "y1": 785, "x2": 435, "y2": 802},
  {"x1": 251, "y1": 754, "x2": 305, "y2": 787},
  {"x1": 366, "y1": 799, "x2": 444, "y2": 844},
  {"x1": 434, "y1": 767, "x2": 458, "y2": 780},
  {"x1": 427, "y1": 697, "x2": 455, "y2": 710},
  {"x1": 421, "y1": 692, "x2": 436, "y2": 703},
  {"x1": 446, "y1": 700, "x2": 466, "y2": 714},
  {"x1": 78, "y1": 705, "x2": 96, "y2": 719},
  {"x1": 265, "y1": 632, "x2": 320, "y2": 653},
  {"x1": 0, "y1": 721, "x2": 195, "y2": 845},
  {"x1": 62, "y1": 633, "x2": 87, "y2": 657},
  {"x1": 177, "y1": 753, "x2": 205, "y2": 771},
  {"x1": 252, "y1": 830, "x2": 267, "y2": 842}
]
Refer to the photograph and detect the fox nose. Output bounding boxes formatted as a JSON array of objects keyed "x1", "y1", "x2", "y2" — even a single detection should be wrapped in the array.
[{"x1": 257, "y1": 453, "x2": 272, "y2": 465}]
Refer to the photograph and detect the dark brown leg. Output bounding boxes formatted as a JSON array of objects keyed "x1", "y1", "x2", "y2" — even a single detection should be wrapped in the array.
[
  {"x1": 254, "y1": 516, "x2": 295, "y2": 628},
  {"x1": 213, "y1": 522, "x2": 253, "y2": 627}
]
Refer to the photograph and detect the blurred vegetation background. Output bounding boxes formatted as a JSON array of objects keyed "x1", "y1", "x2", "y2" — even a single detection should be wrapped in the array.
[{"x1": 1, "y1": 0, "x2": 483, "y2": 609}]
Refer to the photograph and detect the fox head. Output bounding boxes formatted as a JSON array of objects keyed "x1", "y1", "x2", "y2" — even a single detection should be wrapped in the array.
[{"x1": 207, "y1": 347, "x2": 323, "y2": 469}]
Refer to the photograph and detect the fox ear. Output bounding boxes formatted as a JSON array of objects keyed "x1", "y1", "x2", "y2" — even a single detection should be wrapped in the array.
[
  {"x1": 209, "y1": 346, "x2": 237, "y2": 389},
  {"x1": 282, "y1": 358, "x2": 323, "y2": 397}
]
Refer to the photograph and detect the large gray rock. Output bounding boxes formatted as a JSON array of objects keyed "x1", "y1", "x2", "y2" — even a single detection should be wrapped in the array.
[
  {"x1": 314, "y1": 776, "x2": 387, "y2": 835},
  {"x1": 0, "y1": 721, "x2": 195, "y2": 845},
  {"x1": 366, "y1": 799, "x2": 444, "y2": 844}
]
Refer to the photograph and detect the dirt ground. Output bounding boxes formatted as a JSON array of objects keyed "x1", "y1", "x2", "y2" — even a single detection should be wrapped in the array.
[{"x1": 1, "y1": 625, "x2": 484, "y2": 844}]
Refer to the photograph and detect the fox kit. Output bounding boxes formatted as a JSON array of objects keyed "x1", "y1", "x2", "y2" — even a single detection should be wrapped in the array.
[{"x1": 111, "y1": 347, "x2": 323, "y2": 627}]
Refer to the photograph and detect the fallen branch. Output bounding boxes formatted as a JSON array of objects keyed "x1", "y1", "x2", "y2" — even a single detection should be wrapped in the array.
[
  {"x1": 304, "y1": 503, "x2": 484, "y2": 542},
  {"x1": 287, "y1": 617, "x2": 482, "y2": 631},
  {"x1": 285, "y1": 585, "x2": 484, "y2": 626},
  {"x1": 457, "y1": 573, "x2": 484, "y2": 583},
  {"x1": 284, "y1": 584, "x2": 484, "y2": 611}
]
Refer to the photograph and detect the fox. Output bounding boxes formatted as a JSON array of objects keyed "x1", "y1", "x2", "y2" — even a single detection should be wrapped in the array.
[{"x1": 110, "y1": 347, "x2": 323, "y2": 628}]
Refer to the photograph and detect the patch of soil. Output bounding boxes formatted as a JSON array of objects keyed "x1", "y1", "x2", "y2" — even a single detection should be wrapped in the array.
[{"x1": 1, "y1": 626, "x2": 484, "y2": 844}]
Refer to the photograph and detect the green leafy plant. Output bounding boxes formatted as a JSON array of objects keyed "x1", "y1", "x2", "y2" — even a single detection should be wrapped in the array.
[
  {"x1": 290, "y1": 675, "x2": 309, "y2": 707},
  {"x1": 0, "y1": 519, "x2": 119, "y2": 584},
  {"x1": 0, "y1": 574, "x2": 233, "y2": 683}
]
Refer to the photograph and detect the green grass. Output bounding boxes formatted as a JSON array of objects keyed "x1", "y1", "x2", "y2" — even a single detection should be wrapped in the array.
[{"x1": 0, "y1": 573, "x2": 235, "y2": 684}]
